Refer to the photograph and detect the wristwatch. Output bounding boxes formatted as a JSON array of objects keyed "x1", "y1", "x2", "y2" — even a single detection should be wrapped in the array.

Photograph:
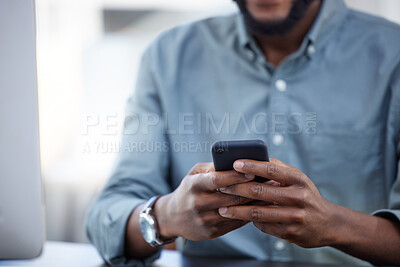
[{"x1": 139, "y1": 196, "x2": 176, "y2": 247}]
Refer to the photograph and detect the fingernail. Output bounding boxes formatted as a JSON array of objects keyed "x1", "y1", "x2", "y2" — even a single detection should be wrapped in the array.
[
  {"x1": 245, "y1": 173, "x2": 255, "y2": 179},
  {"x1": 234, "y1": 161, "x2": 244, "y2": 169},
  {"x1": 219, "y1": 207, "x2": 228, "y2": 215}
]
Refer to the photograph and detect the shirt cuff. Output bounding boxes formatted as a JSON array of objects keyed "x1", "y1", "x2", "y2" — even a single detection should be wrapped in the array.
[
  {"x1": 101, "y1": 198, "x2": 162, "y2": 267},
  {"x1": 371, "y1": 209, "x2": 400, "y2": 222}
]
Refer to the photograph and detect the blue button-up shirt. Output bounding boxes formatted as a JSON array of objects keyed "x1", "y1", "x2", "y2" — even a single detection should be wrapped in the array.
[{"x1": 86, "y1": 0, "x2": 400, "y2": 266}]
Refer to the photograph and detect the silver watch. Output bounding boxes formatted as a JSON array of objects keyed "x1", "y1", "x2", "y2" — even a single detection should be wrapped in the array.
[{"x1": 139, "y1": 196, "x2": 175, "y2": 247}]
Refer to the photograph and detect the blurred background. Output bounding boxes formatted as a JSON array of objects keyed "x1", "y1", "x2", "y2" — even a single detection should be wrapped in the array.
[{"x1": 35, "y1": 0, "x2": 400, "y2": 243}]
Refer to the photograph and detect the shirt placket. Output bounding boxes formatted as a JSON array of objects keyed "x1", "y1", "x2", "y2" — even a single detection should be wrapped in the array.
[{"x1": 266, "y1": 65, "x2": 293, "y2": 261}]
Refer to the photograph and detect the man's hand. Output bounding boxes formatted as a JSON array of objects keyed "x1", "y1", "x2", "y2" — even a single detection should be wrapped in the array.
[
  {"x1": 217, "y1": 158, "x2": 336, "y2": 248},
  {"x1": 127, "y1": 159, "x2": 400, "y2": 265},
  {"x1": 155, "y1": 162, "x2": 255, "y2": 241}
]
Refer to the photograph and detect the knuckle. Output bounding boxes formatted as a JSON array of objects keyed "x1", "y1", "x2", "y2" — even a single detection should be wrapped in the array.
[
  {"x1": 199, "y1": 215, "x2": 212, "y2": 227},
  {"x1": 190, "y1": 163, "x2": 203, "y2": 174},
  {"x1": 194, "y1": 162, "x2": 203, "y2": 169},
  {"x1": 209, "y1": 173, "x2": 221, "y2": 188},
  {"x1": 191, "y1": 206, "x2": 201, "y2": 216},
  {"x1": 192, "y1": 196, "x2": 205, "y2": 212},
  {"x1": 231, "y1": 194, "x2": 244, "y2": 205},
  {"x1": 190, "y1": 162, "x2": 213, "y2": 175},
  {"x1": 249, "y1": 208, "x2": 263, "y2": 221},
  {"x1": 206, "y1": 226, "x2": 218, "y2": 239},
  {"x1": 231, "y1": 170, "x2": 242, "y2": 178},
  {"x1": 272, "y1": 187, "x2": 283, "y2": 198},
  {"x1": 290, "y1": 190, "x2": 306, "y2": 207},
  {"x1": 283, "y1": 225, "x2": 298, "y2": 240},
  {"x1": 265, "y1": 163, "x2": 279, "y2": 176},
  {"x1": 235, "y1": 171, "x2": 248, "y2": 180},
  {"x1": 204, "y1": 163, "x2": 214, "y2": 172},
  {"x1": 195, "y1": 216, "x2": 205, "y2": 229},
  {"x1": 298, "y1": 190, "x2": 307, "y2": 201},
  {"x1": 250, "y1": 184, "x2": 265, "y2": 199},
  {"x1": 185, "y1": 175, "x2": 197, "y2": 191},
  {"x1": 291, "y1": 210, "x2": 306, "y2": 224},
  {"x1": 294, "y1": 172, "x2": 307, "y2": 185},
  {"x1": 300, "y1": 190, "x2": 309, "y2": 205}
]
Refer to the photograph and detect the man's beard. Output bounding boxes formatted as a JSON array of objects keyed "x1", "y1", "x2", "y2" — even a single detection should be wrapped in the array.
[{"x1": 235, "y1": 0, "x2": 316, "y2": 36}]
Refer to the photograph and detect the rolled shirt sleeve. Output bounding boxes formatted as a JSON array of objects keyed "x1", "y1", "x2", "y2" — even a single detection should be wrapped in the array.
[
  {"x1": 372, "y1": 64, "x2": 400, "y2": 223},
  {"x1": 372, "y1": 162, "x2": 400, "y2": 222},
  {"x1": 85, "y1": 44, "x2": 171, "y2": 266}
]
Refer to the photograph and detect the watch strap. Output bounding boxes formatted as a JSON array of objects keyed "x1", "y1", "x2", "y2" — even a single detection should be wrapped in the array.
[
  {"x1": 143, "y1": 196, "x2": 160, "y2": 213},
  {"x1": 141, "y1": 196, "x2": 176, "y2": 247}
]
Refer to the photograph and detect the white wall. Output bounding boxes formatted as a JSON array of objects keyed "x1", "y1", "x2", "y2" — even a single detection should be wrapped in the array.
[{"x1": 346, "y1": 0, "x2": 400, "y2": 24}]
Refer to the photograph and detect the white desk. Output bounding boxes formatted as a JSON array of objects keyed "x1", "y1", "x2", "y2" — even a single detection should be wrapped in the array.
[
  {"x1": 0, "y1": 242, "x2": 347, "y2": 267},
  {"x1": 0, "y1": 241, "x2": 180, "y2": 267}
]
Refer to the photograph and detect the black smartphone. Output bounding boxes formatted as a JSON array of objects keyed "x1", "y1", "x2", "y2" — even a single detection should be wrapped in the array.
[{"x1": 211, "y1": 140, "x2": 269, "y2": 183}]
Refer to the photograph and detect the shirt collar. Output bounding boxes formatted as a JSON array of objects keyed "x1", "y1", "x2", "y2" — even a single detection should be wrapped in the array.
[
  {"x1": 307, "y1": 0, "x2": 347, "y2": 44},
  {"x1": 236, "y1": 0, "x2": 348, "y2": 48}
]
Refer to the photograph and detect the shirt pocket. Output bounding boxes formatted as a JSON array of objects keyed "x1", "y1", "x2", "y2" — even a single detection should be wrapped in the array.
[{"x1": 308, "y1": 127, "x2": 386, "y2": 214}]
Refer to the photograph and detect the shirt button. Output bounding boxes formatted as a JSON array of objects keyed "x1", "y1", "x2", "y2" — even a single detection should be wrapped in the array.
[
  {"x1": 307, "y1": 44, "x2": 316, "y2": 56},
  {"x1": 275, "y1": 79, "x2": 287, "y2": 92},
  {"x1": 246, "y1": 49, "x2": 255, "y2": 60},
  {"x1": 272, "y1": 134, "x2": 284, "y2": 146},
  {"x1": 274, "y1": 240, "x2": 286, "y2": 251}
]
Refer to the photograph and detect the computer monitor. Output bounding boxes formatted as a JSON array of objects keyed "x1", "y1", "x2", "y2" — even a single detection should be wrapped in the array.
[{"x1": 0, "y1": 0, "x2": 44, "y2": 259}]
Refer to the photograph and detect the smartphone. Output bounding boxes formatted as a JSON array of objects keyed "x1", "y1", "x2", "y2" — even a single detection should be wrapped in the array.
[{"x1": 212, "y1": 140, "x2": 269, "y2": 183}]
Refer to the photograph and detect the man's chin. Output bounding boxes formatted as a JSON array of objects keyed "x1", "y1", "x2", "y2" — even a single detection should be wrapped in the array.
[
  {"x1": 236, "y1": 0, "x2": 316, "y2": 36},
  {"x1": 245, "y1": 15, "x2": 294, "y2": 36},
  {"x1": 252, "y1": 17, "x2": 287, "y2": 27}
]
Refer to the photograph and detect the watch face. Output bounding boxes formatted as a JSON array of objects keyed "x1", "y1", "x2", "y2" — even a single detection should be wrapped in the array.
[{"x1": 140, "y1": 214, "x2": 155, "y2": 244}]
